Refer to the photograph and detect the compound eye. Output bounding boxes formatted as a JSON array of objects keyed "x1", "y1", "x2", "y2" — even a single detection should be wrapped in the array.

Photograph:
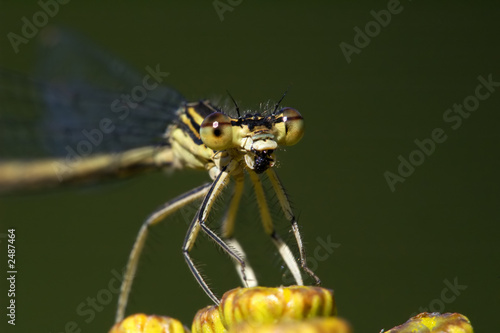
[
  {"x1": 200, "y1": 112, "x2": 233, "y2": 150},
  {"x1": 278, "y1": 107, "x2": 304, "y2": 146}
]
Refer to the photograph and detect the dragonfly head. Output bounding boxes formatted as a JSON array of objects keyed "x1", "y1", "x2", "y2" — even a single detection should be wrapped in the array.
[{"x1": 200, "y1": 107, "x2": 304, "y2": 174}]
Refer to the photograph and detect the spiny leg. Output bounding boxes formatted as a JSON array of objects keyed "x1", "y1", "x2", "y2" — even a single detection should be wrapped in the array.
[
  {"x1": 115, "y1": 183, "x2": 211, "y2": 323},
  {"x1": 182, "y1": 162, "x2": 248, "y2": 304},
  {"x1": 248, "y1": 170, "x2": 303, "y2": 286},
  {"x1": 266, "y1": 168, "x2": 321, "y2": 285},
  {"x1": 221, "y1": 174, "x2": 258, "y2": 287}
]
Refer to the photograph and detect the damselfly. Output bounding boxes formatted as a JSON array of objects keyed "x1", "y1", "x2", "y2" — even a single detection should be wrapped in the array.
[{"x1": 0, "y1": 27, "x2": 320, "y2": 322}]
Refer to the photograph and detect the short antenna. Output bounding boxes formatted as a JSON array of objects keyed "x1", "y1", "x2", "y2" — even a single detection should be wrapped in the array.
[
  {"x1": 272, "y1": 87, "x2": 290, "y2": 115},
  {"x1": 226, "y1": 90, "x2": 241, "y2": 117}
]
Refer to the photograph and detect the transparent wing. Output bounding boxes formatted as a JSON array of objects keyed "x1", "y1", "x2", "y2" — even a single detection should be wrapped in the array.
[{"x1": 0, "y1": 26, "x2": 185, "y2": 160}]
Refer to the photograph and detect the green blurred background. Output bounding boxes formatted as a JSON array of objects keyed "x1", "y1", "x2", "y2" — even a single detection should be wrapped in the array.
[{"x1": 1, "y1": 1, "x2": 499, "y2": 332}]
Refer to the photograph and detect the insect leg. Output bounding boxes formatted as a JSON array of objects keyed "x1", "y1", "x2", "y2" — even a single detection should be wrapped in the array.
[
  {"x1": 248, "y1": 170, "x2": 303, "y2": 286},
  {"x1": 221, "y1": 174, "x2": 258, "y2": 287},
  {"x1": 266, "y1": 168, "x2": 321, "y2": 285},
  {"x1": 116, "y1": 183, "x2": 211, "y2": 323},
  {"x1": 182, "y1": 162, "x2": 248, "y2": 304}
]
